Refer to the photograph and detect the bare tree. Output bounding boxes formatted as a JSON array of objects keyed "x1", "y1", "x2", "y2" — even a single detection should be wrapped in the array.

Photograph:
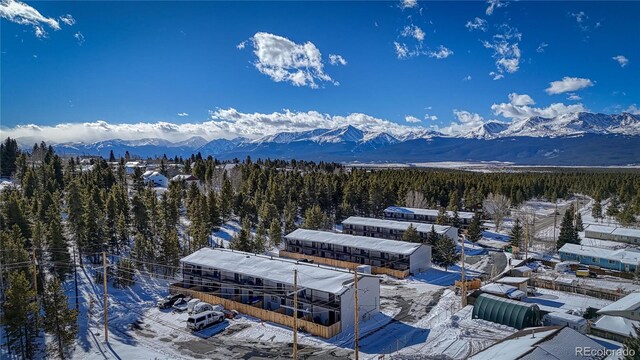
[
  {"x1": 483, "y1": 193, "x2": 511, "y2": 231},
  {"x1": 405, "y1": 190, "x2": 428, "y2": 208}
]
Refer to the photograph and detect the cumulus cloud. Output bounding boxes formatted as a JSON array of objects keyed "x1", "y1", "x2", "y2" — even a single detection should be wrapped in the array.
[
  {"x1": 536, "y1": 42, "x2": 548, "y2": 53},
  {"x1": 400, "y1": 0, "x2": 418, "y2": 9},
  {"x1": 508, "y1": 93, "x2": 535, "y2": 106},
  {"x1": 491, "y1": 94, "x2": 586, "y2": 120},
  {"x1": 394, "y1": 42, "x2": 410, "y2": 59},
  {"x1": 242, "y1": 32, "x2": 338, "y2": 88},
  {"x1": 236, "y1": 40, "x2": 246, "y2": 50},
  {"x1": 401, "y1": 24, "x2": 425, "y2": 42},
  {"x1": 329, "y1": 54, "x2": 347, "y2": 66},
  {"x1": 428, "y1": 46, "x2": 453, "y2": 59},
  {"x1": 0, "y1": 0, "x2": 61, "y2": 37},
  {"x1": 482, "y1": 25, "x2": 522, "y2": 77},
  {"x1": 466, "y1": 17, "x2": 487, "y2": 32},
  {"x1": 545, "y1": 76, "x2": 594, "y2": 95},
  {"x1": 624, "y1": 104, "x2": 640, "y2": 115},
  {"x1": 177, "y1": 112, "x2": 189, "y2": 117},
  {"x1": 612, "y1": 55, "x2": 629, "y2": 68},
  {"x1": 454, "y1": 110, "x2": 484, "y2": 124},
  {"x1": 405, "y1": 115, "x2": 421, "y2": 123},
  {"x1": 59, "y1": 14, "x2": 74, "y2": 26},
  {"x1": 430, "y1": 110, "x2": 486, "y2": 136},
  {"x1": 486, "y1": 0, "x2": 508, "y2": 16},
  {"x1": 74, "y1": 31, "x2": 84, "y2": 45}
]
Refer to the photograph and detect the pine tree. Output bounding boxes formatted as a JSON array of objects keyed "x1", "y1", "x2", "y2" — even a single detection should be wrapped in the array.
[
  {"x1": 109, "y1": 150, "x2": 116, "y2": 162},
  {"x1": 4, "y1": 271, "x2": 38, "y2": 359},
  {"x1": 557, "y1": 206, "x2": 580, "y2": 249},
  {"x1": 302, "y1": 204, "x2": 329, "y2": 230},
  {"x1": 160, "y1": 229, "x2": 180, "y2": 275},
  {"x1": 592, "y1": 200, "x2": 603, "y2": 221},
  {"x1": 220, "y1": 171, "x2": 233, "y2": 221},
  {"x1": 269, "y1": 218, "x2": 282, "y2": 247},
  {"x1": 230, "y1": 218, "x2": 253, "y2": 252},
  {"x1": 66, "y1": 179, "x2": 84, "y2": 245},
  {"x1": 451, "y1": 210, "x2": 461, "y2": 228},
  {"x1": 42, "y1": 277, "x2": 78, "y2": 359},
  {"x1": 115, "y1": 258, "x2": 135, "y2": 288},
  {"x1": 0, "y1": 137, "x2": 20, "y2": 177},
  {"x1": 575, "y1": 212, "x2": 584, "y2": 231},
  {"x1": 433, "y1": 235, "x2": 459, "y2": 271},
  {"x1": 207, "y1": 190, "x2": 222, "y2": 230},
  {"x1": 436, "y1": 207, "x2": 448, "y2": 225},
  {"x1": 607, "y1": 197, "x2": 620, "y2": 218},
  {"x1": 284, "y1": 200, "x2": 298, "y2": 233},
  {"x1": 254, "y1": 221, "x2": 267, "y2": 253},
  {"x1": 467, "y1": 212, "x2": 483, "y2": 243},
  {"x1": 623, "y1": 325, "x2": 640, "y2": 360},
  {"x1": 402, "y1": 223, "x2": 421, "y2": 243},
  {"x1": 510, "y1": 218, "x2": 523, "y2": 251},
  {"x1": 48, "y1": 206, "x2": 71, "y2": 280}
]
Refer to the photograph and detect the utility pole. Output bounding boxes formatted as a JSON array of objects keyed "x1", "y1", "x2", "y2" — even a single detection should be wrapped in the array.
[
  {"x1": 32, "y1": 248, "x2": 38, "y2": 330},
  {"x1": 293, "y1": 269, "x2": 298, "y2": 360},
  {"x1": 73, "y1": 246, "x2": 79, "y2": 311},
  {"x1": 354, "y1": 271, "x2": 359, "y2": 360},
  {"x1": 103, "y1": 252, "x2": 109, "y2": 342},
  {"x1": 461, "y1": 236, "x2": 467, "y2": 307}
]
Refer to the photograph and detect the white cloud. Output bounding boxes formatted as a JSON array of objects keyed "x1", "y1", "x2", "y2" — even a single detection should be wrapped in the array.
[
  {"x1": 236, "y1": 40, "x2": 246, "y2": 50},
  {"x1": 489, "y1": 72, "x2": 504, "y2": 80},
  {"x1": 508, "y1": 93, "x2": 535, "y2": 106},
  {"x1": 625, "y1": 104, "x2": 640, "y2": 115},
  {"x1": 567, "y1": 93, "x2": 582, "y2": 101},
  {"x1": 569, "y1": 11, "x2": 589, "y2": 31},
  {"x1": 0, "y1": 0, "x2": 61, "y2": 37},
  {"x1": 244, "y1": 32, "x2": 338, "y2": 89},
  {"x1": 545, "y1": 76, "x2": 594, "y2": 95},
  {"x1": 59, "y1": 14, "x2": 74, "y2": 26},
  {"x1": 177, "y1": 113, "x2": 189, "y2": 117},
  {"x1": 329, "y1": 54, "x2": 347, "y2": 66},
  {"x1": 491, "y1": 96, "x2": 587, "y2": 121},
  {"x1": 466, "y1": 17, "x2": 487, "y2": 32},
  {"x1": 401, "y1": 24, "x2": 425, "y2": 42},
  {"x1": 425, "y1": 114, "x2": 438, "y2": 121},
  {"x1": 405, "y1": 115, "x2": 421, "y2": 123},
  {"x1": 430, "y1": 110, "x2": 486, "y2": 136},
  {"x1": 463, "y1": 75, "x2": 472, "y2": 81},
  {"x1": 536, "y1": 42, "x2": 548, "y2": 53},
  {"x1": 482, "y1": 25, "x2": 522, "y2": 77},
  {"x1": 400, "y1": 0, "x2": 418, "y2": 9},
  {"x1": 394, "y1": 42, "x2": 410, "y2": 59},
  {"x1": 486, "y1": 0, "x2": 508, "y2": 16},
  {"x1": 428, "y1": 46, "x2": 453, "y2": 59},
  {"x1": 74, "y1": 32, "x2": 84, "y2": 45},
  {"x1": 612, "y1": 55, "x2": 629, "y2": 68},
  {"x1": 454, "y1": 110, "x2": 484, "y2": 124}
]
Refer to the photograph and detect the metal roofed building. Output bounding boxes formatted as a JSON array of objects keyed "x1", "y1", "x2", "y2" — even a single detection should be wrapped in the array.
[
  {"x1": 472, "y1": 293, "x2": 541, "y2": 330},
  {"x1": 282, "y1": 229, "x2": 431, "y2": 278},
  {"x1": 178, "y1": 247, "x2": 380, "y2": 336},
  {"x1": 383, "y1": 206, "x2": 474, "y2": 228},
  {"x1": 558, "y1": 243, "x2": 640, "y2": 272},
  {"x1": 591, "y1": 315, "x2": 640, "y2": 343},
  {"x1": 597, "y1": 292, "x2": 640, "y2": 320},
  {"x1": 342, "y1": 216, "x2": 458, "y2": 242},
  {"x1": 584, "y1": 224, "x2": 640, "y2": 245}
]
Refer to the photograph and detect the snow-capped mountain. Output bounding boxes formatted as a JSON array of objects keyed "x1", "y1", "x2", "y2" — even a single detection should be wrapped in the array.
[{"x1": 30, "y1": 112, "x2": 640, "y2": 165}]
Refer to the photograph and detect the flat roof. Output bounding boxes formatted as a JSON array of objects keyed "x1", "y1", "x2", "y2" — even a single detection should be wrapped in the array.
[
  {"x1": 585, "y1": 225, "x2": 640, "y2": 238},
  {"x1": 584, "y1": 224, "x2": 616, "y2": 234},
  {"x1": 559, "y1": 243, "x2": 640, "y2": 265},
  {"x1": 285, "y1": 229, "x2": 425, "y2": 256},
  {"x1": 342, "y1": 216, "x2": 453, "y2": 234},
  {"x1": 612, "y1": 227, "x2": 640, "y2": 238},
  {"x1": 180, "y1": 248, "x2": 366, "y2": 295},
  {"x1": 544, "y1": 311, "x2": 587, "y2": 323},
  {"x1": 383, "y1": 206, "x2": 474, "y2": 219},
  {"x1": 598, "y1": 292, "x2": 640, "y2": 314},
  {"x1": 497, "y1": 276, "x2": 530, "y2": 284}
]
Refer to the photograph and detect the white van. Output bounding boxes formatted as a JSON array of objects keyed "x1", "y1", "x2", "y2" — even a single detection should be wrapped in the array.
[
  {"x1": 187, "y1": 310, "x2": 224, "y2": 331},
  {"x1": 190, "y1": 302, "x2": 214, "y2": 315},
  {"x1": 186, "y1": 298, "x2": 201, "y2": 314}
]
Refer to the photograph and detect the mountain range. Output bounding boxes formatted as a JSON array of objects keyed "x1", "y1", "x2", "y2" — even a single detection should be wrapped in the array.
[{"x1": 17, "y1": 112, "x2": 640, "y2": 165}]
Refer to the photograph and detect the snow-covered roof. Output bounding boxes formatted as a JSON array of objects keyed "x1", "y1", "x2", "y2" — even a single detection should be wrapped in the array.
[
  {"x1": 512, "y1": 266, "x2": 533, "y2": 273},
  {"x1": 481, "y1": 283, "x2": 518, "y2": 295},
  {"x1": 180, "y1": 248, "x2": 368, "y2": 295},
  {"x1": 543, "y1": 311, "x2": 587, "y2": 324},
  {"x1": 559, "y1": 243, "x2": 640, "y2": 265},
  {"x1": 383, "y1": 206, "x2": 474, "y2": 219},
  {"x1": 612, "y1": 227, "x2": 640, "y2": 238},
  {"x1": 285, "y1": 229, "x2": 425, "y2": 256},
  {"x1": 342, "y1": 216, "x2": 453, "y2": 234},
  {"x1": 171, "y1": 174, "x2": 199, "y2": 181},
  {"x1": 584, "y1": 224, "x2": 616, "y2": 234},
  {"x1": 470, "y1": 328, "x2": 558, "y2": 360},
  {"x1": 497, "y1": 276, "x2": 530, "y2": 284},
  {"x1": 592, "y1": 315, "x2": 640, "y2": 337},
  {"x1": 142, "y1": 170, "x2": 154, "y2": 177},
  {"x1": 125, "y1": 161, "x2": 142, "y2": 167},
  {"x1": 598, "y1": 292, "x2": 640, "y2": 314}
]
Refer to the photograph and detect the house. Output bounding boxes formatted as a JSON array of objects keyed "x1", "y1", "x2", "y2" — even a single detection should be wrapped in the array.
[
  {"x1": 383, "y1": 206, "x2": 474, "y2": 228},
  {"x1": 479, "y1": 283, "x2": 525, "y2": 300},
  {"x1": 584, "y1": 224, "x2": 640, "y2": 245},
  {"x1": 597, "y1": 292, "x2": 640, "y2": 320},
  {"x1": 142, "y1": 171, "x2": 168, "y2": 188},
  {"x1": 282, "y1": 229, "x2": 431, "y2": 278},
  {"x1": 342, "y1": 216, "x2": 458, "y2": 242},
  {"x1": 171, "y1": 174, "x2": 201, "y2": 188},
  {"x1": 558, "y1": 243, "x2": 640, "y2": 272},
  {"x1": 591, "y1": 315, "x2": 639, "y2": 343},
  {"x1": 510, "y1": 266, "x2": 533, "y2": 277},
  {"x1": 542, "y1": 312, "x2": 589, "y2": 334},
  {"x1": 470, "y1": 326, "x2": 608, "y2": 360},
  {"x1": 175, "y1": 248, "x2": 380, "y2": 338},
  {"x1": 496, "y1": 277, "x2": 530, "y2": 292},
  {"x1": 124, "y1": 161, "x2": 145, "y2": 174}
]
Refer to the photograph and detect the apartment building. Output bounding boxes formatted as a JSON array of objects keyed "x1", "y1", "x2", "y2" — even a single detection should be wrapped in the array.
[
  {"x1": 383, "y1": 206, "x2": 474, "y2": 228},
  {"x1": 342, "y1": 216, "x2": 458, "y2": 242}
]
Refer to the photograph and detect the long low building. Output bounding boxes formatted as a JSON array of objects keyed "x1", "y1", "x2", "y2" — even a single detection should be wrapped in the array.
[
  {"x1": 558, "y1": 243, "x2": 640, "y2": 272},
  {"x1": 176, "y1": 248, "x2": 380, "y2": 338},
  {"x1": 584, "y1": 224, "x2": 640, "y2": 245},
  {"x1": 342, "y1": 216, "x2": 458, "y2": 242},
  {"x1": 282, "y1": 229, "x2": 431, "y2": 278},
  {"x1": 383, "y1": 206, "x2": 474, "y2": 228}
]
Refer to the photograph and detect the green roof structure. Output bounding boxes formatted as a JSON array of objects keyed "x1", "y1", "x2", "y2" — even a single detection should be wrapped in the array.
[{"x1": 472, "y1": 293, "x2": 541, "y2": 330}]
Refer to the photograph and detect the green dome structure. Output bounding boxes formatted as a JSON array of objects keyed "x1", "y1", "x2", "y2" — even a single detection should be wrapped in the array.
[{"x1": 472, "y1": 293, "x2": 541, "y2": 330}]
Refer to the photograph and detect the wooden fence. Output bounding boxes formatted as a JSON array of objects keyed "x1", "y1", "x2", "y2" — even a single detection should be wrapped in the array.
[
  {"x1": 531, "y1": 277, "x2": 626, "y2": 302},
  {"x1": 278, "y1": 251, "x2": 410, "y2": 279},
  {"x1": 169, "y1": 284, "x2": 342, "y2": 339},
  {"x1": 455, "y1": 278, "x2": 482, "y2": 290}
]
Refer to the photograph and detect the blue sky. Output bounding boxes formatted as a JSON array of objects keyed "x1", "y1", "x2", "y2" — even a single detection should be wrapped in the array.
[{"x1": 1, "y1": 0, "x2": 639, "y2": 142}]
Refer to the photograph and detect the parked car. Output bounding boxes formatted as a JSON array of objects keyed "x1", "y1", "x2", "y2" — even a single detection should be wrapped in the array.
[
  {"x1": 187, "y1": 310, "x2": 225, "y2": 331},
  {"x1": 187, "y1": 298, "x2": 201, "y2": 313},
  {"x1": 172, "y1": 297, "x2": 190, "y2": 312},
  {"x1": 576, "y1": 268, "x2": 598, "y2": 278},
  {"x1": 190, "y1": 302, "x2": 214, "y2": 315},
  {"x1": 157, "y1": 294, "x2": 185, "y2": 309}
]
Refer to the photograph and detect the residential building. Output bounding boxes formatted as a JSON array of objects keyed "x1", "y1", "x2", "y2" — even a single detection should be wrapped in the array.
[
  {"x1": 124, "y1": 161, "x2": 145, "y2": 174},
  {"x1": 282, "y1": 229, "x2": 430, "y2": 278},
  {"x1": 177, "y1": 248, "x2": 380, "y2": 337},
  {"x1": 171, "y1": 174, "x2": 201, "y2": 188},
  {"x1": 496, "y1": 277, "x2": 529, "y2": 292},
  {"x1": 342, "y1": 216, "x2": 458, "y2": 242},
  {"x1": 558, "y1": 243, "x2": 640, "y2": 272},
  {"x1": 597, "y1": 292, "x2": 640, "y2": 320},
  {"x1": 142, "y1": 171, "x2": 168, "y2": 188},
  {"x1": 383, "y1": 206, "x2": 474, "y2": 228},
  {"x1": 584, "y1": 224, "x2": 640, "y2": 245},
  {"x1": 591, "y1": 315, "x2": 639, "y2": 343}
]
